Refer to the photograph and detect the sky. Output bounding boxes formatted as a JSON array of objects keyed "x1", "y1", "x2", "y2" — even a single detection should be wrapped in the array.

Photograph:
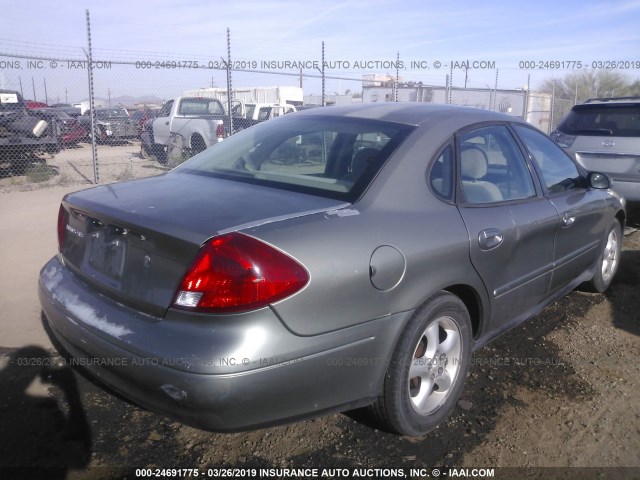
[{"x1": 1, "y1": 0, "x2": 639, "y2": 103}]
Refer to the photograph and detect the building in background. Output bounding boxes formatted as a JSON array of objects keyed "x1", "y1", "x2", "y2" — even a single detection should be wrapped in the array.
[
  {"x1": 183, "y1": 86, "x2": 304, "y2": 106},
  {"x1": 362, "y1": 81, "x2": 552, "y2": 132}
]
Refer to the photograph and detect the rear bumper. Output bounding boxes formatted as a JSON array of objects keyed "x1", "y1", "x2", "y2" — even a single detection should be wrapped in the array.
[{"x1": 38, "y1": 256, "x2": 408, "y2": 431}]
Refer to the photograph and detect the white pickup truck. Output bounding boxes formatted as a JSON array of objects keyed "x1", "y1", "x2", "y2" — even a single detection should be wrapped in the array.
[
  {"x1": 141, "y1": 96, "x2": 228, "y2": 164},
  {"x1": 232, "y1": 103, "x2": 296, "y2": 132}
]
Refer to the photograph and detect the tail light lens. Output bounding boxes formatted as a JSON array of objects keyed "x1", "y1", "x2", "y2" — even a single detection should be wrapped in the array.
[
  {"x1": 173, "y1": 232, "x2": 309, "y2": 313},
  {"x1": 216, "y1": 123, "x2": 225, "y2": 140},
  {"x1": 57, "y1": 204, "x2": 68, "y2": 252}
]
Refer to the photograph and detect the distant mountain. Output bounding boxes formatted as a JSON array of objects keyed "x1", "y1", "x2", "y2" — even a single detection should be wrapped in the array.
[
  {"x1": 110, "y1": 95, "x2": 166, "y2": 106},
  {"x1": 77, "y1": 95, "x2": 166, "y2": 107}
]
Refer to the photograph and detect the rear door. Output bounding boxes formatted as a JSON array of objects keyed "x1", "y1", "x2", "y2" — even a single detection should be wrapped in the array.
[
  {"x1": 513, "y1": 124, "x2": 607, "y2": 292},
  {"x1": 455, "y1": 124, "x2": 559, "y2": 330}
]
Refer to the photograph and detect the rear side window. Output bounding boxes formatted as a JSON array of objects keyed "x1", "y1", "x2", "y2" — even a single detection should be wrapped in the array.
[
  {"x1": 558, "y1": 104, "x2": 640, "y2": 137},
  {"x1": 457, "y1": 125, "x2": 536, "y2": 204},
  {"x1": 513, "y1": 125, "x2": 582, "y2": 194},
  {"x1": 429, "y1": 144, "x2": 454, "y2": 201}
]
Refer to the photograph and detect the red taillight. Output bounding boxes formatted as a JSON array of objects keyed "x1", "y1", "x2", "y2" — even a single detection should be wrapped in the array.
[
  {"x1": 173, "y1": 232, "x2": 309, "y2": 312},
  {"x1": 215, "y1": 123, "x2": 225, "y2": 140},
  {"x1": 57, "y1": 204, "x2": 68, "y2": 252}
]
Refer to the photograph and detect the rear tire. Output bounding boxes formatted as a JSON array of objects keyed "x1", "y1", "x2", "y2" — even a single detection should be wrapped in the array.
[
  {"x1": 371, "y1": 292, "x2": 472, "y2": 436},
  {"x1": 190, "y1": 135, "x2": 207, "y2": 156},
  {"x1": 589, "y1": 222, "x2": 622, "y2": 293}
]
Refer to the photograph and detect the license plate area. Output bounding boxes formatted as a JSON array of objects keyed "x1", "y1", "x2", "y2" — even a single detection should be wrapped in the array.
[{"x1": 83, "y1": 223, "x2": 128, "y2": 287}]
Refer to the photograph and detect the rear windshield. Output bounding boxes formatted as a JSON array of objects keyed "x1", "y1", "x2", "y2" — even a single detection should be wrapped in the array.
[
  {"x1": 175, "y1": 115, "x2": 414, "y2": 201},
  {"x1": 178, "y1": 98, "x2": 225, "y2": 116},
  {"x1": 558, "y1": 104, "x2": 640, "y2": 137}
]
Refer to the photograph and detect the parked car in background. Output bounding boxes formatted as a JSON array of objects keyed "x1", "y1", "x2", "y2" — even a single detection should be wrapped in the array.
[
  {"x1": 24, "y1": 100, "x2": 49, "y2": 110},
  {"x1": 129, "y1": 109, "x2": 158, "y2": 137},
  {"x1": 231, "y1": 102, "x2": 297, "y2": 133},
  {"x1": 33, "y1": 108, "x2": 86, "y2": 145},
  {"x1": 551, "y1": 97, "x2": 640, "y2": 202},
  {"x1": 78, "y1": 107, "x2": 138, "y2": 142},
  {"x1": 141, "y1": 96, "x2": 227, "y2": 164},
  {"x1": 50, "y1": 103, "x2": 82, "y2": 117},
  {"x1": 41, "y1": 103, "x2": 624, "y2": 436},
  {"x1": 1, "y1": 89, "x2": 60, "y2": 169}
]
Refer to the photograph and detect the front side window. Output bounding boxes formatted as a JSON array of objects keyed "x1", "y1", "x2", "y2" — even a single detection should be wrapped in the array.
[
  {"x1": 176, "y1": 116, "x2": 414, "y2": 201},
  {"x1": 457, "y1": 125, "x2": 536, "y2": 204},
  {"x1": 158, "y1": 100, "x2": 173, "y2": 118},
  {"x1": 513, "y1": 125, "x2": 582, "y2": 194}
]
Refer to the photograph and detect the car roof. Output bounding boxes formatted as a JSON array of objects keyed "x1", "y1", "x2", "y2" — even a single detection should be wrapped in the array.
[
  {"x1": 292, "y1": 102, "x2": 523, "y2": 128},
  {"x1": 583, "y1": 96, "x2": 640, "y2": 104}
]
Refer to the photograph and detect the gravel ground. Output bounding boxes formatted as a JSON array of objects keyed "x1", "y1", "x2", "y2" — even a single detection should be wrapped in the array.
[
  {"x1": 0, "y1": 141, "x2": 166, "y2": 192},
  {"x1": 0, "y1": 174, "x2": 638, "y2": 479}
]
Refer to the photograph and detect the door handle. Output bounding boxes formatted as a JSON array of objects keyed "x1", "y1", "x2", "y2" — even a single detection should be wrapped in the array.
[
  {"x1": 562, "y1": 211, "x2": 576, "y2": 227},
  {"x1": 478, "y1": 228, "x2": 503, "y2": 250}
]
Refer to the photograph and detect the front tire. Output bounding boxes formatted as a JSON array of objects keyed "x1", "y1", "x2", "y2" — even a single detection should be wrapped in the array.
[
  {"x1": 589, "y1": 222, "x2": 622, "y2": 293},
  {"x1": 372, "y1": 292, "x2": 472, "y2": 436}
]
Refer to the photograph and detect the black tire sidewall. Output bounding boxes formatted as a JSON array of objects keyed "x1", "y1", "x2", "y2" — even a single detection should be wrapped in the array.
[{"x1": 384, "y1": 292, "x2": 472, "y2": 435}]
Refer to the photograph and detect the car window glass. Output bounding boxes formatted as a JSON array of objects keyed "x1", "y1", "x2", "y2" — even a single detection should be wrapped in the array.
[
  {"x1": 176, "y1": 116, "x2": 414, "y2": 201},
  {"x1": 245, "y1": 105, "x2": 256, "y2": 118},
  {"x1": 258, "y1": 107, "x2": 271, "y2": 121},
  {"x1": 178, "y1": 98, "x2": 224, "y2": 115},
  {"x1": 558, "y1": 105, "x2": 640, "y2": 137},
  {"x1": 260, "y1": 132, "x2": 336, "y2": 176},
  {"x1": 513, "y1": 125, "x2": 582, "y2": 194},
  {"x1": 429, "y1": 144, "x2": 454, "y2": 200},
  {"x1": 458, "y1": 125, "x2": 536, "y2": 204},
  {"x1": 158, "y1": 100, "x2": 173, "y2": 117}
]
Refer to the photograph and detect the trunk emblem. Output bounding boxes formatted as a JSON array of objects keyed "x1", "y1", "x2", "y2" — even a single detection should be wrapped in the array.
[
  {"x1": 65, "y1": 224, "x2": 84, "y2": 238},
  {"x1": 602, "y1": 140, "x2": 615, "y2": 148}
]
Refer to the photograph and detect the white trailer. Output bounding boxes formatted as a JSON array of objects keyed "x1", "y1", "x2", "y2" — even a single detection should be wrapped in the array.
[{"x1": 183, "y1": 86, "x2": 303, "y2": 106}]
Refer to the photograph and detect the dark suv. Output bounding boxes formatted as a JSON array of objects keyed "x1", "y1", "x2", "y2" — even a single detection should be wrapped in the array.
[{"x1": 551, "y1": 97, "x2": 640, "y2": 202}]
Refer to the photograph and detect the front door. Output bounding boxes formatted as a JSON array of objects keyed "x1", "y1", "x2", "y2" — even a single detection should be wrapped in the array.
[
  {"x1": 152, "y1": 99, "x2": 174, "y2": 146},
  {"x1": 512, "y1": 125, "x2": 607, "y2": 292},
  {"x1": 455, "y1": 125, "x2": 558, "y2": 331}
]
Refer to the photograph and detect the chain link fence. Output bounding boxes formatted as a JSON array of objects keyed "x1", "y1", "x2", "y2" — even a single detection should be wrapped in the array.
[{"x1": 1, "y1": 14, "x2": 565, "y2": 190}]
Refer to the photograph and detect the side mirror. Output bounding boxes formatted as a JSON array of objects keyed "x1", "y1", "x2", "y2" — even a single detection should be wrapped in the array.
[{"x1": 588, "y1": 172, "x2": 611, "y2": 189}]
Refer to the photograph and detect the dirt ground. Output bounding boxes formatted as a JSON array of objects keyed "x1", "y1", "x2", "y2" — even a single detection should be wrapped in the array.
[{"x1": 0, "y1": 179, "x2": 638, "y2": 479}]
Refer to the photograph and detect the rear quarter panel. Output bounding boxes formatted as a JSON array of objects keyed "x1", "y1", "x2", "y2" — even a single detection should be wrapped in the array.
[{"x1": 245, "y1": 120, "x2": 489, "y2": 337}]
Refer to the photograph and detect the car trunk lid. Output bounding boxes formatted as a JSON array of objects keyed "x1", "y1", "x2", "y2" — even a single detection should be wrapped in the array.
[{"x1": 59, "y1": 171, "x2": 347, "y2": 317}]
